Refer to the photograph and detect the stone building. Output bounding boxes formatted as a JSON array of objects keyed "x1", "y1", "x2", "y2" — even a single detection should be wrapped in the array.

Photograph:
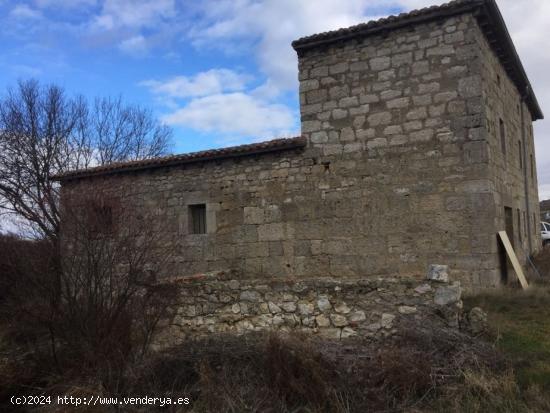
[{"x1": 54, "y1": 0, "x2": 543, "y2": 290}]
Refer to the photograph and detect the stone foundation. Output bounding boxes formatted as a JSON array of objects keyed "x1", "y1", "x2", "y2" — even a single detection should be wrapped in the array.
[{"x1": 156, "y1": 271, "x2": 463, "y2": 346}]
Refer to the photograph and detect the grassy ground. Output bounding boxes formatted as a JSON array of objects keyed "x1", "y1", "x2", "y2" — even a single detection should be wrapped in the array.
[{"x1": 460, "y1": 280, "x2": 550, "y2": 412}]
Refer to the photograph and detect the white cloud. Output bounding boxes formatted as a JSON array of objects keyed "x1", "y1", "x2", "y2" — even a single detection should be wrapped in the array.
[
  {"x1": 162, "y1": 92, "x2": 296, "y2": 139},
  {"x1": 33, "y1": 0, "x2": 97, "y2": 9},
  {"x1": 10, "y1": 64, "x2": 42, "y2": 77},
  {"x1": 9, "y1": 4, "x2": 42, "y2": 20},
  {"x1": 118, "y1": 35, "x2": 148, "y2": 56},
  {"x1": 189, "y1": 0, "x2": 373, "y2": 92},
  {"x1": 141, "y1": 69, "x2": 250, "y2": 98},
  {"x1": 92, "y1": 0, "x2": 175, "y2": 30}
]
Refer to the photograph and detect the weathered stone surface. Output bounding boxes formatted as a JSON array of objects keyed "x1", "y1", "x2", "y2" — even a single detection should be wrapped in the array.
[
  {"x1": 298, "y1": 302, "x2": 315, "y2": 315},
  {"x1": 334, "y1": 302, "x2": 351, "y2": 314},
  {"x1": 281, "y1": 302, "x2": 297, "y2": 312},
  {"x1": 370, "y1": 56, "x2": 391, "y2": 71},
  {"x1": 330, "y1": 313, "x2": 349, "y2": 327},
  {"x1": 317, "y1": 297, "x2": 332, "y2": 312},
  {"x1": 414, "y1": 284, "x2": 432, "y2": 294},
  {"x1": 434, "y1": 283, "x2": 462, "y2": 306},
  {"x1": 367, "y1": 112, "x2": 392, "y2": 126},
  {"x1": 427, "y1": 264, "x2": 449, "y2": 283},
  {"x1": 341, "y1": 327, "x2": 357, "y2": 338},
  {"x1": 398, "y1": 306, "x2": 417, "y2": 314},
  {"x1": 268, "y1": 301, "x2": 282, "y2": 314},
  {"x1": 349, "y1": 311, "x2": 366, "y2": 322},
  {"x1": 240, "y1": 290, "x2": 262, "y2": 302},
  {"x1": 381, "y1": 313, "x2": 396, "y2": 329},
  {"x1": 316, "y1": 314, "x2": 331, "y2": 327}
]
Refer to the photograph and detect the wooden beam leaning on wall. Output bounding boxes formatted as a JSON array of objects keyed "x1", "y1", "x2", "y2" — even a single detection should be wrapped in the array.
[{"x1": 498, "y1": 231, "x2": 529, "y2": 290}]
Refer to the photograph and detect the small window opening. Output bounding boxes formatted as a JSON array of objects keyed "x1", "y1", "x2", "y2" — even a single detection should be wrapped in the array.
[
  {"x1": 90, "y1": 203, "x2": 113, "y2": 234},
  {"x1": 189, "y1": 204, "x2": 207, "y2": 234},
  {"x1": 530, "y1": 154, "x2": 535, "y2": 181},
  {"x1": 499, "y1": 119, "x2": 506, "y2": 156},
  {"x1": 497, "y1": 74, "x2": 501, "y2": 86}
]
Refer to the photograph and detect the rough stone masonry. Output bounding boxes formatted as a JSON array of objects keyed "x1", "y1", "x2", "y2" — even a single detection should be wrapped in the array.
[
  {"x1": 154, "y1": 266, "x2": 466, "y2": 346},
  {"x1": 54, "y1": 0, "x2": 542, "y2": 340}
]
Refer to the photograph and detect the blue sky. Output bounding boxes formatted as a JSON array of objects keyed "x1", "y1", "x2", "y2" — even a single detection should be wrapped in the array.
[
  {"x1": 0, "y1": 0, "x2": 405, "y2": 154},
  {"x1": 1, "y1": 0, "x2": 549, "y2": 198}
]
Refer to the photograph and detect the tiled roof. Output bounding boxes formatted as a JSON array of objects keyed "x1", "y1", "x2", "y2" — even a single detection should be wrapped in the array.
[
  {"x1": 52, "y1": 136, "x2": 307, "y2": 181},
  {"x1": 292, "y1": 0, "x2": 543, "y2": 121},
  {"x1": 292, "y1": 0, "x2": 479, "y2": 50}
]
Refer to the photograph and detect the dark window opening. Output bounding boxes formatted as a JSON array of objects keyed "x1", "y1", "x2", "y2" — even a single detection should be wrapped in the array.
[
  {"x1": 189, "y1": 204, "x2": 207, "y2": 234},
  {"x1": 499, "y1": 119, "x2": 506, "y2": 156},
  {"x1": 530, "y1": 154, "x2": 535, "y2": 181},
  {"x1": 91, "y1": 204, "x2": 113, "y2": 234},
  {"x1": 497, "y1": 74, "x2": 501, "y2": 86}
]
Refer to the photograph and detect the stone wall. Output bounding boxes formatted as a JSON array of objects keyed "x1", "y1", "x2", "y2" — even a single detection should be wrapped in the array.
[
  {"x1": 296, "y1": 13, "x2": 500, "y2": 287},
  {"x1": 61, "y1": 10, "x2": 539, "y2": 290},
  {"x1": 476, "y1": 21, "x2": 541, "y2": 281},
  {"x1": 155, "y1": 268, "x2": 463, "y2": 346}
]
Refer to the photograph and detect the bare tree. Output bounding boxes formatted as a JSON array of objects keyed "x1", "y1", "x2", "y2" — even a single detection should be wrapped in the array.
[
  {"x1": 0, "y1": 192, "x2": 178, "y2": 386},
  {"x1": 0, "y1": 79, "x2": 172, "y2": 241}
]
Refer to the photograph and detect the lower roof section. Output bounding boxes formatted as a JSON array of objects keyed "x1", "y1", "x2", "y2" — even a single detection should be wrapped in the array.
[{"x1": 52, "y1": 136, "x2": 307, "y2": 182}]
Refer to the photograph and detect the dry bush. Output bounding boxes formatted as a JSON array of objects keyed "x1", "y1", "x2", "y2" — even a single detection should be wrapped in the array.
[
  {"x1": 0, "y1": 193, "x2": 179, "y2": 408},
  {"x1": 129, "y1": 325, "x2": 506, "y2": 413}
]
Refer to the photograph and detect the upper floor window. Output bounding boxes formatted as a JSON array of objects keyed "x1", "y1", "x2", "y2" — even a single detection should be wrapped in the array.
[
  {"x1": 90, "y1": 203, "x2": 113, "y2": 235},
  {"x1": 189, "y1": 204, "x2": 207, "y2": 234},
  {"x1": 499, "y1": 119, "x2": 506, "y2": 156}
]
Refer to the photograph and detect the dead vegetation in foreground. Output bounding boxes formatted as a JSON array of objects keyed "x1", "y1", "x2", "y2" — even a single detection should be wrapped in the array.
[
  {"x1": 2, "y1": 234, "x2": 550, "y2": 412},
  {"x1": 2, "y1": 323, "x2": 548, "y2": 413}
]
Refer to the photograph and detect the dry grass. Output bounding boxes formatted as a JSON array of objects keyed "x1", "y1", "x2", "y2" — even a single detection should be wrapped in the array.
[{"x1": 458, "y1": 249, "x2": 550, "y2": 413}]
